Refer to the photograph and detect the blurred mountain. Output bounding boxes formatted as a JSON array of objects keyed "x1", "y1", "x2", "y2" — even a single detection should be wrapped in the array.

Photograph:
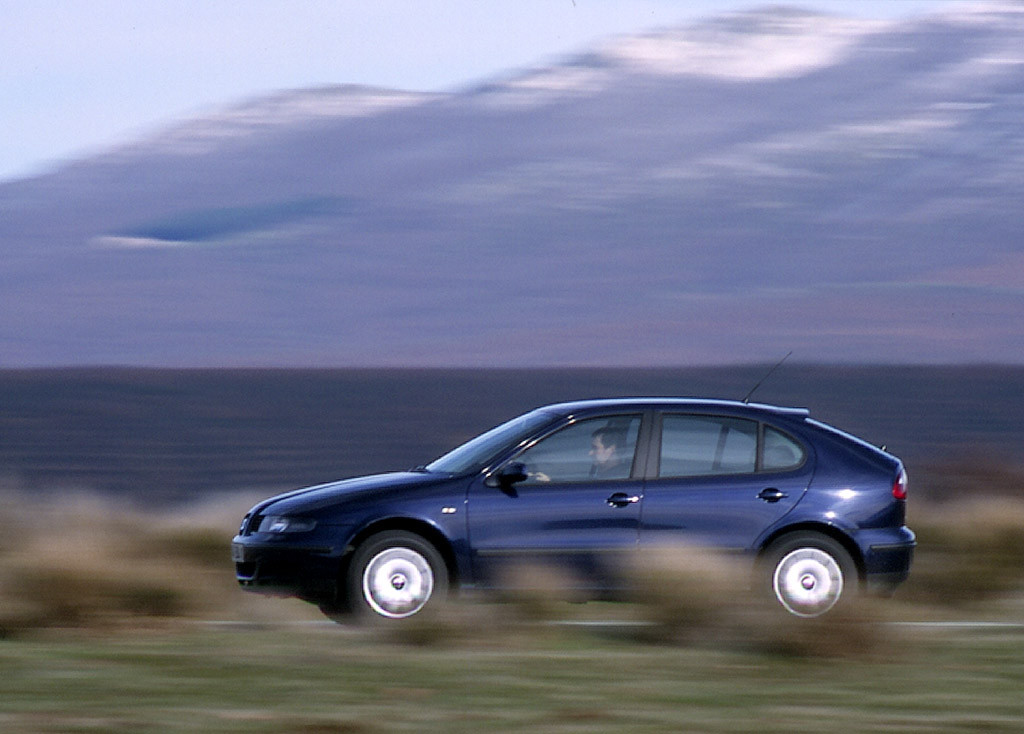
[{"x1": 2, "y1": 4, "x2": 1023, "y2": 366}]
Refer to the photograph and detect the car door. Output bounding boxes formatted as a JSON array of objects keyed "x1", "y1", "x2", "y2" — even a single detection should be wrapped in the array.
[
  {"x1": 467, "y1": 413, "x2": 647, "y2": 588},
  {"x1": 639, "y1": 413, "x2": 810, "y2": 551}
]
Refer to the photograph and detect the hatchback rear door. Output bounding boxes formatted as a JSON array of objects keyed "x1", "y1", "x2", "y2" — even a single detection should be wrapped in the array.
[{"x1": 639, "y1": 412, "x2": 811, "y2": 551}]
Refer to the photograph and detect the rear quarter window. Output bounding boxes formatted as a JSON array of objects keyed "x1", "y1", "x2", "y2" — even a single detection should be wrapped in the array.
[{"x1": 761, "y1": 426, "x2": 806, "y2": 471}]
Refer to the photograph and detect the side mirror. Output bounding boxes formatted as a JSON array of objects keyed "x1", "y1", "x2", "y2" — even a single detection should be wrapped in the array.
[{"x1": 490, "y1": 461, "x2": 528, "y2": 489}]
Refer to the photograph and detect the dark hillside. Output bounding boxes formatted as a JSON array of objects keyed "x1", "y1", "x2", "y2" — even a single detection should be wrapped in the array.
[{"x1": 1, "y1": 366, "x2": 1020, "y2": 502}]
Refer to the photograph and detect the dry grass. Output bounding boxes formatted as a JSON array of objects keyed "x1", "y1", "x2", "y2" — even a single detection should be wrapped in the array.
[
  {"x1": 617, "y1": 544, "x2": 905, "y2": 659},
  {"x1": 4, "y1": 458, "x2": 1024, "y2": 656},
  {"x1": 367, "y1": 547, "x2": 904, "y2": 660},
  {"x1": 0, "y1": 488, "x2": 316, "y2": 636},
  {"x1": 904, "y1": 497, "x2": 1024, "y2": 607},
  {"x1": 368, "y1": 563, "x2": 591, "y2": 648},
  {"x1": 493, "y1": 561, "x2": 591, "y2": 621},
  {"x1": 899, "y1": 458, "x2": 1024, "y2": 607},
  {"x1": 622, "y1": 544, "x2": 749, "y2": 643}
]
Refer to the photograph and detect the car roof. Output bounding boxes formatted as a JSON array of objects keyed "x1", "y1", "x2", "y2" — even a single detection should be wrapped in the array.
[{"x1": 538, "y1": 398, "x2": 811, "y2": 419}]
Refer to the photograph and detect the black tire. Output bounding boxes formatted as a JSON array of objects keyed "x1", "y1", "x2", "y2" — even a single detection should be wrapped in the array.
[
  {"x1": 317, "y1": 599, "x2": 353, "y2": 623},
  {"x1": 762, "y1": 531, "x2": 858, "y2": 617},
  {"x1": 345, "y1": 531, "x2": 449, "y2": 620}
]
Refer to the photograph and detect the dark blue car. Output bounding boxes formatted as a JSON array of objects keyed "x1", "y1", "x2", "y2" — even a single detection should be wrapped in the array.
[{"x1": 232, "y1": 399, "x2": 915, "y2": 619}]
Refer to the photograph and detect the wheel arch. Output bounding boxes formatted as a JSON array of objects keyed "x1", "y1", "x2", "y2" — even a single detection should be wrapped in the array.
[
  {"x1": 757, "y1": 522, "x2": 865, "y2": 583},
  {"x1": 341, "y1": 517, "x2": 460, "y2": 592}
]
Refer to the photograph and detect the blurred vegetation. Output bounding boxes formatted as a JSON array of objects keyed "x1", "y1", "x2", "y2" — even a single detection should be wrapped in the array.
[
  {"x1": 0, "y1": 459, "x2": 1022, "y2": 646},
  {"x1": 903, "y1": 461, "x2": 1024, "y2": 607},
  {"x1": 0, "y1": 462, "x2": 1023, "y2": 732},
  {"x1": 0, "y1": 490, "x2": 285, "y2": 636}
]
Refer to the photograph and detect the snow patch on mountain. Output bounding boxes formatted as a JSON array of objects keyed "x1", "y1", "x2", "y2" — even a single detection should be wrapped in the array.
[
  {"x1": 597, "y1": 10, "x2": 891, "y2": 80},
  {"x1": 137, "y1": 86, "x2": 440, "y2": 155}
]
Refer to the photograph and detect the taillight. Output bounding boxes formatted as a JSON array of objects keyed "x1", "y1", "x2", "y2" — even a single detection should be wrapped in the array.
[{"x1": 892, "y1": 468, "x2": 908, "y2": 500}]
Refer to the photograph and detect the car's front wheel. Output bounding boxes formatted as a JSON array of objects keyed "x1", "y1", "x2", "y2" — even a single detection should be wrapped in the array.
[
  {"x1": 346, "y1": 531, "x2": 448, "y2": 620},
  {"x1": 763, "y1": 532, "x2": 857, "y2": 617}
]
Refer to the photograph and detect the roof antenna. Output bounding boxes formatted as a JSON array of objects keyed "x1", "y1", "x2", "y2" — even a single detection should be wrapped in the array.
[{"x1": 742, "y1": 351, "x2": 793, "y2": 404}]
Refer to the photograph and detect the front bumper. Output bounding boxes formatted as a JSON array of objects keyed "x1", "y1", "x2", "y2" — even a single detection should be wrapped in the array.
[{"x1": 232, "y1": 535, "x2": 341, "y2": 600}]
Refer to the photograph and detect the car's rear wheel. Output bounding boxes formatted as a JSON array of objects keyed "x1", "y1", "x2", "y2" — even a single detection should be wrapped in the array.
[
  {"x1": 763, "y1": 532, "x2": 857, "y2": 617},
  {"x1": 346, "y1": 531, "x2": 448, "y2": 620}
]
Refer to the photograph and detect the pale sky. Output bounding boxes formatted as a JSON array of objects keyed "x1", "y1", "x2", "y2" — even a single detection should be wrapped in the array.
[{"x1": 1, "y1": 0, "x2": 949, "y2": 183}]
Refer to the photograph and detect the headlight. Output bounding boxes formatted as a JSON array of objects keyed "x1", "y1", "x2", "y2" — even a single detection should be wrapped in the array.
[{"x1": 258, "y1": 515, "x2": 317, "y2": 534}]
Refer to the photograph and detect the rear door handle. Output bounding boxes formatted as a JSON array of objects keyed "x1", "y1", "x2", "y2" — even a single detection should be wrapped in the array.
[
  {"x1": 758, "y1": 487, "x2": 788, "y2": 503},
  {"x1": 606, "y1": 492, "x2": 640, "y2": 508}
]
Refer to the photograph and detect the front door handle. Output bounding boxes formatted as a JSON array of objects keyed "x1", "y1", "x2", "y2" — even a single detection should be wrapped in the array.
[
  {"x1": 606, "y1": 492, "x2": 640, "y2": 508},
  {"x1": 758, "y1": 487, "x2": 788, "y2": 503}
]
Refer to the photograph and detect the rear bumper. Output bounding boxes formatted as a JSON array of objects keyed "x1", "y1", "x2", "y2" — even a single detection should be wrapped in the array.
[{"x1": 862, "y1": 525, "x2": 916, "y2": 592}]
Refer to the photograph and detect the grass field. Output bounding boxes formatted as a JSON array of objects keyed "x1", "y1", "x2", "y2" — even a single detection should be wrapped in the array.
[{"x1": 2, "y1": 620, "x2": 1024, "y2": 733}]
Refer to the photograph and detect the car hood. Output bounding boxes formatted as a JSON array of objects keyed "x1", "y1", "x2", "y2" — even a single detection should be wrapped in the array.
[{"x1": 253, "y1": 471, "x2": 450, "y2": 518}]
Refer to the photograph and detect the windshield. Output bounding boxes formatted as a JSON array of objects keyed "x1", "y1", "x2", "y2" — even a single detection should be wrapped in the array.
[{"x1": 425, "y1": 409, "x2": 556, "y2": 475}]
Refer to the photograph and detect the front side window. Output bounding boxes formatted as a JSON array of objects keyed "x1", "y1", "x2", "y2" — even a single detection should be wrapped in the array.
[
  {"x1": 659, "y1": 415, "x2": 757, "y2": 477},
  {"x1": 516, "y1": 415, "x2": 642, "y2": 484}
]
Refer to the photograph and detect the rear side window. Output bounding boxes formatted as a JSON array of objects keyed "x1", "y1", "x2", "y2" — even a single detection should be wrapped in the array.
[
  {"x1": 762, "y1": 426, "x2": 806, "y2": 471},
  {"x1": 659, "y1": 415, "x2": 757, "y2": 477}
]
